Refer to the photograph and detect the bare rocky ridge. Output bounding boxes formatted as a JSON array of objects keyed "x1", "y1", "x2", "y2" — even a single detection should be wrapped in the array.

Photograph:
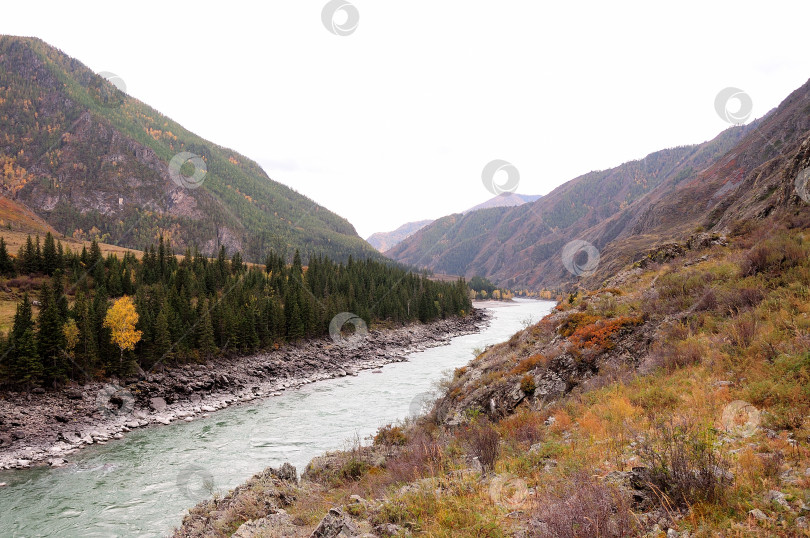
[{"x1": 0, "y1": 310, "x2": 488, "y2": 470}]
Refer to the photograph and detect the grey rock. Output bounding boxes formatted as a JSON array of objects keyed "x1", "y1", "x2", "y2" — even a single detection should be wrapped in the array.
[
  {"x1": 149, "y1": 397, "x2": 167, "y2": 412},
  {"x1": 748, "y1": 508, "x2": 769, "y2": 521},
  {"x1": 232, "y1": 510, "x2": 296, "y2": 537},
  {"x1": 667, "y1": 529, "x2": 679, "y2": 538},
  {"x1": 271, "y1": 462, "x2": 298, "y2": 483},
  {"x1": 65, "y1": 388, "x2": 84, "y2": 400},
  {"x1": 764, "y1": 490, "x2": 790, "y2": 509},
  {"x1": 796, "y1": 516, "x2": 808, "y2": 529},
  {"x1": 373, "y1": 523, "x2": 403, "y2": 537},
  {"x1": 311, "y1": 507, "x2": 359, "y2": 537}
]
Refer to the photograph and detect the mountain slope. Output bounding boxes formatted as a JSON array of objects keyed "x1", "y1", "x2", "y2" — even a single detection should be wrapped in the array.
[
  {"x1": 388, "y1": 79, "x2": 810, "y2": 288},
  {"x1": 462, "y1": 192, "x2": 541, "y2": 214},
  {"x1": 0, "y1": 36, "x2": 380, "y2": 262},
  {"x1": 367, "y1": 194, "x2": 542, "y2": 254},
  {"x1": 366, "y1": 219, "x2": 433, "y2": 252}
]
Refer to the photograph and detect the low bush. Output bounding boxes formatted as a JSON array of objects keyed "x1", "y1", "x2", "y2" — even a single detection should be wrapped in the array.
[
  {"x1": 510, "y1": 353, "x2": 547, "y2": 375},
  {"x1": 374, "y1": 424, "x2": 408, "y2": 447},
  {"x1": 387, "y1": 428, "x2": 445, "y2": 483},
  {"x1": 520, "y1": 374, "x2": 536, "y2": 394},
  {"x1": 498, "y1": 411, "x2": 545, "y2": 446},
  {"x1": 745, "y1": 352, "x2": 810, "y2": 430},
  {"x1": 639, "y1": 420, "x2": 731, "y2": 509},
  {"x1": 567, "y1": 315, "x2": 644, "y2": 352},
  {"x1": 459, "y1": 419, "x2": 500, "y2": 473},
  {"x1": 531, "y1": 472, "x2": 637, "y2": 538}
]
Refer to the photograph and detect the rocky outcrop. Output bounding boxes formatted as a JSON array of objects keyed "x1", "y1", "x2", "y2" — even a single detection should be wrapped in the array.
[{"x1": 435, "y1": 298, "x2": 657, "y2": 425}]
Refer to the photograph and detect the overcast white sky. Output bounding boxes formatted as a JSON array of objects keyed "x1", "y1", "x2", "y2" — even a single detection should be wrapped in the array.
[{"x1": 2, "y1": 1, "x2": 809, "y2": 238}]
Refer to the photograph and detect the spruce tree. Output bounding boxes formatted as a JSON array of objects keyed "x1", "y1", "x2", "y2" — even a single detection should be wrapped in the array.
[
  {"x1": 42, "y1": 232, "x2": 57, "y2": 275},
  {"x1": 38, "y1": 281, "x2": 65, "y2": 383},
  {"x1": 0, "y1": 237, "x2": 14, "y2": 276},
  {"x1": 153, "y1": 304, "x2": 172, "y2": 363},
  {"x1": 195, "y1": 299, "x2": 217, "y2": 359},
  {"x1": 9, "y1": 293, "x2": 42, "y2": 387}
]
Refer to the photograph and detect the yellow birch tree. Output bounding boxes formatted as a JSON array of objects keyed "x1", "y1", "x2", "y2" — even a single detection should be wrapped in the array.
[{"x1": 103, "y1": 296, "x2": 143, "y2": 363}]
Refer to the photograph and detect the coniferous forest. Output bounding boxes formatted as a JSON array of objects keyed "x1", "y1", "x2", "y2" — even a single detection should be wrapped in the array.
[{"x1": 0, "y1": 232, "x2": 472, "y2": 389}]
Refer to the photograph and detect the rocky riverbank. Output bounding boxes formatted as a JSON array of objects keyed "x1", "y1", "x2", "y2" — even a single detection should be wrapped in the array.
[{"x1": 0, "y1": 310, "x2": 489, "y2": 471}]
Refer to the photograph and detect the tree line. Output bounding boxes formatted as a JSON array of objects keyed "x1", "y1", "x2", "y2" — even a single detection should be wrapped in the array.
[{"x1": 0, "y1": 233, "x2": 472, "y2": 390}]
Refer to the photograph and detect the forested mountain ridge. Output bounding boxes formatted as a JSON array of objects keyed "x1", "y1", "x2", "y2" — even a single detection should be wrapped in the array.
[
  {"x1": 0, "y1": 36, "x2": 381, "y2": 263},
  {"x1": 388, "y1": 79, "x2": 810, "y2": 288}
]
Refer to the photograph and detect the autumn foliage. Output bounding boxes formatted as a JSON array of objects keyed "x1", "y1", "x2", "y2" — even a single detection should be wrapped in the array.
[{"x1": 103, "y1": 295, "x2": 143, "y2": 361}]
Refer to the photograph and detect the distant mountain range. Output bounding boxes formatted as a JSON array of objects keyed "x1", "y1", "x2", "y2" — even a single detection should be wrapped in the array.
[
  {"x1": 366, "y1": 193, "x2": 542, "y2": 253},
  {"x1": 0, "y1": 36, "x2": 381, "y2": 262},
  {"x1": 463, "y1": 193, "x2": 542, "y2": 214},
  {"x1": 386, "y1": 77, "x2": 810, "y2": 288},
  {"x1": 366, "y1": 220, "x2": 433, "y2": 253}
]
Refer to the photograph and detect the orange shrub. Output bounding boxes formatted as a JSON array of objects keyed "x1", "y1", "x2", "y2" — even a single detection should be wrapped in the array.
[
  {"x1": 568, "y1": 315, "x2": 644, "y2": 351},
  {"x1": 557, "y1": 312, "x2": 599, "y2": 337},
  {"x1": 510, "y1": 353, "x2": 548, "y2": 375},
  {"x1": 550, "y1": 410, "x2": 572, "y2": 433}
]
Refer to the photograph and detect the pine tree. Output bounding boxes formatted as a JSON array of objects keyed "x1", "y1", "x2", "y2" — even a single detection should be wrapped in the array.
[
  {"x1": 0, "y1": 237, "x2": 14, "y2": 276},
  {"x1": 88, "y1": 239, "x2": 102, "y2": 270},
  {"x1": 195, "y1": 299, "x2": 217, "y2": 359},
  {"x1": 11, "y1": 328, "x2": 41, "y2": 389},
  {"x1": 287, "y1": 298, "x2": 304, "y2": 340},
  {"x1": 38, "y1": 281, "x2": 65, "y2": 383},
  {"x1": 9, "y1": 293, "x2": 42, "y2": 387},
  {"x1": 42, "y1": 232, "x2": 57, "y2": 275},
  {"x1": 33, "y1": 235, "x2": 43, "y2": 273},
  {"x1": 153, "y1": 305, "x2": 172, "y2": 363}
]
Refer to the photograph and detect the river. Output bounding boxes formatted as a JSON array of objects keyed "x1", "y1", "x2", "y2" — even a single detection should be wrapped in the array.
[{"x1": 0, "y1": 299, "x2": 554, "y2": 537}]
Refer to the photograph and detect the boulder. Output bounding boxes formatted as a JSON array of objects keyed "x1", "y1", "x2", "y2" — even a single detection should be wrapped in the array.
[
  {"x1": 272, "y1": 462, "x2": 298, "y2": 483},
  {"x1": 748, "y1": 509, "x2": 769, "y2": 522},
  {"x1": 232, "y1": 510, "x2": 296, "y2": 537},
  {"x1": 310, "y1": 507, "x2": 359, "y2": 537},
  {"x1": 149, "y1": 397, "x2": 167, "y2": 412}
]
